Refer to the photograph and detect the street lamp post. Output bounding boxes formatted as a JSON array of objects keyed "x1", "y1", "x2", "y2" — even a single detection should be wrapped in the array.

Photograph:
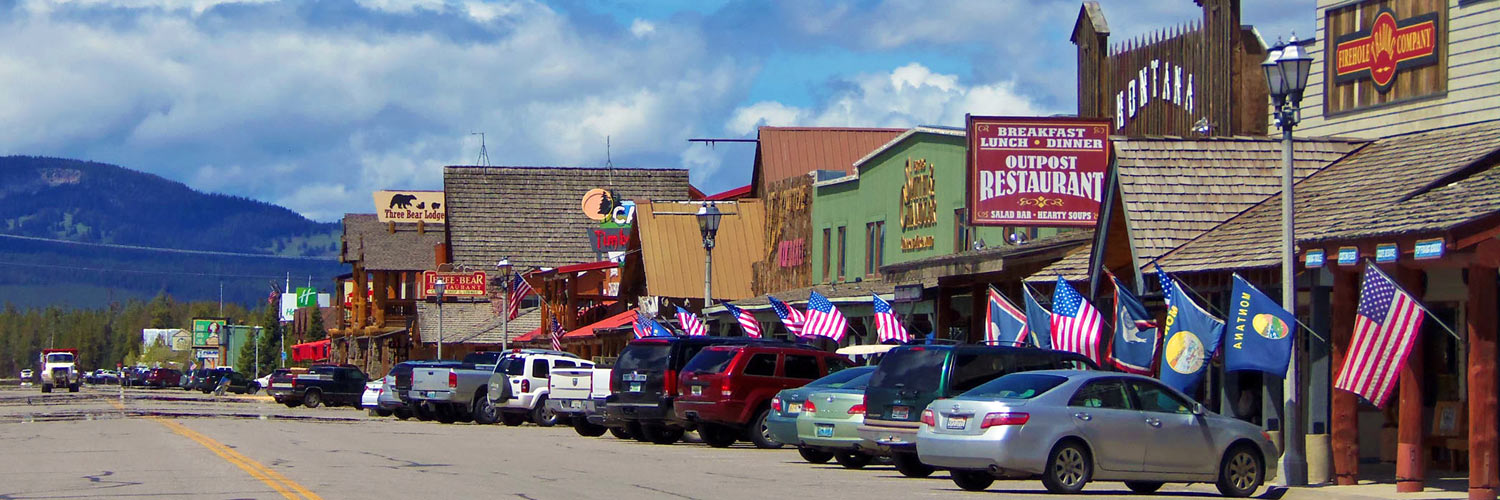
[
  {"x1": 696, "y1": 202, "x2": 723, "y2": 307},
  {"x1": 498, "y1": 259, "x2": 512, "y2": 352},
  {"x1": 1264, "y1": 35, "x2": 1313, "y2": 487},
  {"x1": 435, "y1": 278, "x2": 446, "y2": 360}
]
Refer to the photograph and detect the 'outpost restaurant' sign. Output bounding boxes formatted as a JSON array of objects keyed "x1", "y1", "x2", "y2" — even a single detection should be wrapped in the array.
[
  {"x1": 967, "y1": 116, "x2": 1110, "y2": 227},
  {"x1": 1332, "y1": 8, "x2": 1439, "y2": 93},
  {"x1": 421, "y1": 271, "x2": 488, "y2": 298}
]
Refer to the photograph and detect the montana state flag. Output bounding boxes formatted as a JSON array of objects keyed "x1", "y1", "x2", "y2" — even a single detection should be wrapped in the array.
[
  {"x1": 1225, "y1": 275, "x2": 1295, "y2": 377},
  {"x1": 1157, "y1": 269, "x2": 1224, "y2": 396}
]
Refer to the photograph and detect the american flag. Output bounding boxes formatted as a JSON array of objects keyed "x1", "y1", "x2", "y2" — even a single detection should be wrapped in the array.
[
  {"x1": 548, "y1": 318, "x2": 565, "y2": 352},
  {"x1": 1050, "y1": 277, "x2": 1102, "y2": 363},
  {"x1": 1335, "y1": 265, "x2": 1425, "y2": 407},
  {"x1": 507, "y1": 274, "x2": 535, "y2": 321},
  {"x1": 803, "y1": 291, "x2": 848, "y2": 342},
  {"x1": 1156, "y1": 264, "x2": 1177, "y2": 308},
  {"x1": 632, "y1": 311, "x2": 651, "y2": 339},
  {"x1": 872, "y1": 294, "x2": 909, "y2": 344},
  {"x1": 676, "y1": 306, "x2": 707, "y2": 337},
  {"x1": 724, "y1": 303, "x2": 762, "y2": 338},
  {"x1": 768, "y1": 296, "x2": 805, "y2": 336}
]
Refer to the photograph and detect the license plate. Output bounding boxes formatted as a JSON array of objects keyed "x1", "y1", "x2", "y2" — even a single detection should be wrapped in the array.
[
  {"x1": 629, "y1": 382, "x2": 642, "y2": 392},
  {"x1": 691, "y1": 386, "x2": 702, "y2": 396},
  {"x1": 271, "y1": 383, "x2": 290, "y2": 388},
  {"x1": 425, "y1": 391, "x2": 442, "y2": 398},
  {"x1": 946, "y1": 416, "x2": 968, "y2": 430},
  {"x1": 816, "y1": 424, "x2": 835, "y2": 437},
  {"x1": 787, "y1": 403, "x2": 803, "y2": 413},
  {"x1": 891, "y1": 406, "x2": 910, "y2": 420}
]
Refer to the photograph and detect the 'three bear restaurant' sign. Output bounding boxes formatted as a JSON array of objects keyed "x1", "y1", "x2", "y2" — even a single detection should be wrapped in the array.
[
  {"x1": 967, "y1": 116, "x2": 1110, "y2": 227},
  {"x1": 421, "y1": 271, "x2": 488, "y2": 298}
]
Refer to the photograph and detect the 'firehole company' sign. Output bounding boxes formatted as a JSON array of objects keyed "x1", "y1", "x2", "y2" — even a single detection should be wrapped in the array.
[
  {"x1": 373, "y1": 191, "x2": 446, "y2": 224},
  {"x1": 1333, "y1": 8, "x2": 1439, "y2": 94},
  {"x1": 967, "y1": 116, "x2": 1110, "y2": 227}
]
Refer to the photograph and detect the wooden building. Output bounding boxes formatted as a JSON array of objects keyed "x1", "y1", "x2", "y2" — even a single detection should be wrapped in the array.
[
  {"x1": 619, "y1": 200, "x2": 765, "y2": 328},
  {"x1": 328, "y1": 213, "x2": 444, "y2": 377}
]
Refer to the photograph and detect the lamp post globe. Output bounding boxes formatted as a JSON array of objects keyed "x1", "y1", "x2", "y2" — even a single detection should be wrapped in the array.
[{"x1": 696, "y1": 202, "x2": 723, "y2": 306}]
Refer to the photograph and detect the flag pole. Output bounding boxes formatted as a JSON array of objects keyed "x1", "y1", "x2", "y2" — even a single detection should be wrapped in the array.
[{"x1": 1364, "y1": 263, "x2": 1463, "y2": 342}]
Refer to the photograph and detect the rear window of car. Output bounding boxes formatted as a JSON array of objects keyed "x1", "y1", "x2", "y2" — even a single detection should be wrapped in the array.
[
  {"x1": 497, "y1": 356, "x2": 525, "y2": 376},
  {"x1": 683, "y1": 348, "x2": 738, "y2": 374},
  {"x1": 616, "y1": 343, "x2": 671, "y2": 372},
  {"x1": 868, "y1": 348, "x2": 946, "y2": 392},
  {"x1": 959, "y1": 373, "x2": 1068, "y2": 400},
  {"x1": 805, "y1": 366, "x2": 875, "y2": 389}
]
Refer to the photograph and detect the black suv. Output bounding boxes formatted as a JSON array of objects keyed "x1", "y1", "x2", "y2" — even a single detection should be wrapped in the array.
[
  {"x1": 605, "y1": 336, "x2": 790, "y2": 444},
  {"x1": 266, "y1": 364, "x2": 368, "y2": 408},
  {"x1": 856, "y1": 344, "x2": 1097, "y2": 477}
]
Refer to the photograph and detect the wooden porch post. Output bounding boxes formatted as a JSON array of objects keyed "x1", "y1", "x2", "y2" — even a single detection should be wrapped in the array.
[
  {"x1": 1330, "y1": 269, "x2": 1360, "y2": 485},
  {"x1": 1469, "y1": 264, "x2": 1498, "y2": 500},
  {"x1": 1397, "y1": 268, "x2": 1426, "y2": 492}
]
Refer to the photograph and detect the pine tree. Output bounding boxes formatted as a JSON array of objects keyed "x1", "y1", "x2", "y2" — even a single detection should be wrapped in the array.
[{"x1": 307, "y1": 308, "x2": 327, "y2": 341}]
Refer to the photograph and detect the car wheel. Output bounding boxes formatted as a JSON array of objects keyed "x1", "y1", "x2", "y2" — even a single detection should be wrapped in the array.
[
  {"x1": 1125, "y1": 481, "x2": 1164, "y2": 494},
  {"x1": 797, "y1": 447, "x2": 834, "y2": 464},
  {"x1": 574, "y1": 420, "x2": 608, "y2": 437},
  {"x1": 1041, "y1": 440, "x2": 1092, "y2": 494},
  {"x1": 531, "y1": 397, "x2": 559, "y2": 427},
  {"x1": 68, "y1": 384, "x2": 79, "y2": 393},
  {"x1": 375, "y1": 408, "x2": 393, "y2": 418},
  {"x1": 500, "y1": 411, "x2": 527, "y2": 426},
  {"x1": 248, "y1": 384, "x2": 260, "y2": 395},
  {"x1": 472, "y1": 393, "x2": 499, "y2": 425},
  {"x1": 608, "y1": 426, "x2": 632, "y2": 440},
  {"x1": 628, "y1": 422, "x2": 651, "y2": 442},
  {"x1": 394, "y1": 408, "x2": 412, "y2": 420},
  {"x1": 434, "y1": 405, "x2": 457, "y2": 424},
  {"x1": 642, "y1": 424, "x2": 683, "y2": 445},
  {"x1": 1216, "y1": 445, "x2": 1264, "y2": 498},
  {"x1": 951, "y1": 470, "x2": 996, "y2": 492},
  {"x1": 283, "y1": 400, "x2": 300, "y2": 408},
  {"x1": 700, "y1": 424, "x2": 738, "y2": 448},
  {"x1": 834, "y1": 451, "x2": 873, "y2": 469},
  {"x1": 892, "y1": 452, "x2": 934, "y2": 478},
  {"x1": 414, "y1": 404, "x2": 435, "y2": 422},
  {"x1": 745, "y1": 408, "x2": 783, "y2": 449},
  {"x1": 302, "y1": 390, "x2": 323, "y2": 409}
]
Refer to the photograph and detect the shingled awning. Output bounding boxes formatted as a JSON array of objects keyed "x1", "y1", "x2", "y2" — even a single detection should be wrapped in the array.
[
  {"x1": 1157, "y1": 119, "x2": 1500, "y2": 273},
  {"x1": 1026, "y1": 135, "x2": 1365, "y2": 282},
  {"x1": 340, "y1": 213, "x2": 445, "y2": 271}
]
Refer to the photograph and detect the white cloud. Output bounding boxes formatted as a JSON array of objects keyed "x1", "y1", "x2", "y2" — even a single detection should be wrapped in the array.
[
  {"x1": 630, "y1": 18, "x2": 656, "y2": 37},
  {"x1": 727, "y1": 63, "x2": 1049, "y2": 135}
]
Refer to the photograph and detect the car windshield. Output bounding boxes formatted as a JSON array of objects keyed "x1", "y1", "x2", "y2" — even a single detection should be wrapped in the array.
[
  {"x1": 616, "y1": 343, "x2": 671, "y2": 372},
  {"x1": 867, "y1": 348, "x2": 946, "y2": 392},
  {"x1": 463, "y1": 352, "x2": 502, "y2": 367},
  {"x1": 805, "y1": 366, "x2": 876, "y2": 389},
  {"x1": 682, "y1": 348, "x2": 737, "y2": 374},
  {"x1": 958, "y1": 373, "x2": 1069, "y2": 400},
  {"x1": 46, "y1": 353, "x2": 74, "y2": 363}
]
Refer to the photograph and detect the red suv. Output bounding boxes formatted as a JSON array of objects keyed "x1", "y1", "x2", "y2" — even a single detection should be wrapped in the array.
[
  {"x1": 674, "y1": 344, "x2": 850, "y2": 449},
  {"x1": 145, "y1": 368, "x2": 183, "y2": 388}
]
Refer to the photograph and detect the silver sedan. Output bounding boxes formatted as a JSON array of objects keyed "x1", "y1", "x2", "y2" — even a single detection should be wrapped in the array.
[{"x1": 915, "y1": 370, "x2": 1278, "y2": 497}]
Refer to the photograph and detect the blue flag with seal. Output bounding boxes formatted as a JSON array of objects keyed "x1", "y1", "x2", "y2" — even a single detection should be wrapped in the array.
[
  {"x1": 986, "y1": 287, "x2": 1029, "y2": 346},
  {"x1": 1107, "y1": 275, "x2": 1158, "y2": 375},
  {"x1": 1158, "y1": 268, "x2": 1224, "y2": 396},
  {"x1": 1225, "y1": 275, "x2": 1295, "y2": 377},
  {"x1": 1023, "y1": 285, "x2": 1053, "y2": 349}
]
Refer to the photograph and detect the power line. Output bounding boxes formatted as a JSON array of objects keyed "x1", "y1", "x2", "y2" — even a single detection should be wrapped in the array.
[
  {"x1": 0, "y1": 233, "x2": 337, "y2": 261},
  {"x1": 0, "y1": 260, "x2": 291, "y2": 280}
]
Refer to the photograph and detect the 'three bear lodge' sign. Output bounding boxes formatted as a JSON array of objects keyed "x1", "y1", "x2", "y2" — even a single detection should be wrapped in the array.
[
  {"x1": 1332, "y1": 7, "x2": 1439, "y2": 94},
  {"x1": 373, "y1": 190, "x2": 446, "y2": 224}
]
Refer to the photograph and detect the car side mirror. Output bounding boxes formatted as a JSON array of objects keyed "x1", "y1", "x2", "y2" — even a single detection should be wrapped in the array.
[{"x1": 1191, "y1": 403, "x2": 1206, "y2": 416}]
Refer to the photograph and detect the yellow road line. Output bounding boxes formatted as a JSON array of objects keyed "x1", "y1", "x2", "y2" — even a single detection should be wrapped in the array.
[{"x1": 151, "y1": 417, "x2": 322, "y2": 500}]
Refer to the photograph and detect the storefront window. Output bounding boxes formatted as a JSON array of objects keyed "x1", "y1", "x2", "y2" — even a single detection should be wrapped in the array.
[
  {"x1": 866, "y1": 221, "x2": 885, "y2": 277},
  {"x1": 954, "y1": 209, "x2": 971, "y2": 253},
  {"x1": 837, "y1": 226, "x2": 847, "y2": 282},
  {"x1": 821, "y1": 228, "x2": 831, "y2": 283}
]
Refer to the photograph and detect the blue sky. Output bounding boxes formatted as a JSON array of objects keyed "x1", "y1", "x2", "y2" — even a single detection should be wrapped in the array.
[{"x1": 0, "y1": 0, "x2": 1313, "y2": 222}]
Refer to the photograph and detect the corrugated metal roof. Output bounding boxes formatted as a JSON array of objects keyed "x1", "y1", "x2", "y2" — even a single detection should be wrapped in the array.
[
  {"x1": 754, "y1": 127, "x2": 904, "y2": 194},
  {"x1": 1158, "y1": 119, "x2": 1500, "y2": 272},
  {"x1": 635, "y1": 200, "x2": 765, "y2": 301},
  {"x1": 1027, "y1": 135, "x2": 1365, "y2": 282}
]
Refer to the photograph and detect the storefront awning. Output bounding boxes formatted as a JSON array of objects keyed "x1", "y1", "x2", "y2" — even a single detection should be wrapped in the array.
[{"x1": 564, "y1": 308, "x2": 637, "y2": 339}]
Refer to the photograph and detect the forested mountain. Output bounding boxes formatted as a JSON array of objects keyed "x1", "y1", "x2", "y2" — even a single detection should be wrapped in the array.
[{"x1": 0, "y1": 156, "x2": 345, "y2": 309}]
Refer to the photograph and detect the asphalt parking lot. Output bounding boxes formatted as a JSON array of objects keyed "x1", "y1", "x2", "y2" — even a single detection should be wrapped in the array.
[{"x1": 0, "y1": 385, "x2": 1253, "y2": 500}]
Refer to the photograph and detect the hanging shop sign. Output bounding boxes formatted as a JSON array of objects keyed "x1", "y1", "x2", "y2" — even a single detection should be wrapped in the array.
[
  {"x1": 373, "y1": 190, "x2": 446, "y2": 224},
  {"x1": 421, "y1": 271, "x2": 488, "y2": 298},
  {"x1": 192, "y1": 318, "x2": 227, "y2": 347},
  {"x1": 967, "y1": 116, "x2": 1110, "y2": 227},
  {"x1": 1375, "y1": 243, "x2": 1399, "y2": 263},
  {"x1": 1331, "y1": 8, "x2": 1440, "y2": 94},
  {"x1": 1337, "y1": 246, "x2": 1359, "y2": 266},
  {"x1": 582, "y1": 188, "x2": 636, "y2": 254},
  {"x1": 1414, "y1": 238, "x2": 1445, "y2": 260},
  {"x1": 1305, "y1": 249, "x2": 1325, "y2": 268},
  {"x1": 195, "y1": 348, "x2": 220, "y2": 361}
]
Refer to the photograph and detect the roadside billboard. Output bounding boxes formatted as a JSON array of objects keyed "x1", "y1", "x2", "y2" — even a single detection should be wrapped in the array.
[
  {"x1": 192, "y1": 318, "x2": 227, "y2": 347},
  {"x1": 373, "y1": 190, "x2": 445, "y2": 224},
  {"x1": 967, "y1": 116, "x2": 1111, "y2": 227}
]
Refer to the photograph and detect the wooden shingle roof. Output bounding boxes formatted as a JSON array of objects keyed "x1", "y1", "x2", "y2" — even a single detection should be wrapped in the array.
[
  {"x1": 340, "y1": 214, "x2": 445, "y2": 271},
  {"x1": 1028, "y1": 135, "x2": 1365, "y2": 282},
  {"x1": 444, "y1": 166, "x2": 692, "y2": 270},
  {"x1": 415, "y1": 301, "x2": 540, "y2": 345},
  {"x1": 1159, "y1": 119, "x2": 1500, "y2": 272}
]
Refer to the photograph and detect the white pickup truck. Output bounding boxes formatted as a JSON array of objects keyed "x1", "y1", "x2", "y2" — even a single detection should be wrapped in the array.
[{"x1": 545, "y1": 364, "x2": 614, "y2": 437}]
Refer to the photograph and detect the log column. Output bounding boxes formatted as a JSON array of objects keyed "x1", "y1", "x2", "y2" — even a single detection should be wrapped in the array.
[
  {"x1": 1470, "y1": 264, "x2": 1498, "y2": 500},
  {"x1": 1330, "y1": 269, "x2": 1361, "y2": 485},
  {"x1": 1397, "y1": 268, "x2": 1426, "y2": 492}
]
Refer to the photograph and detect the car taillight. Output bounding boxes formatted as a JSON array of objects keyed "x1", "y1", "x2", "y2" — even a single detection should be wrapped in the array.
[
  {"x1": 920, "y1": 409, "x2": 936, "y2": 427},
  {"x1": 980, "y1": 412, "x2": 1030, "y2": 429},
  {"x1": 610, "y1": 375, "x2": 616, "y2": 393},
  {"x1": 521, "y1": 379, "x2": 531, "y2": 393},
  {"x1": 848, "y1": 404, "x2": 866, "y2": 415},
  {"x1": 720, "y1": 377, "x2": 732, "y2": 398},
  {"x1": 803, "y1": 400, "x2": 817, "y2": 413},
  {"x1": 771, "y1": 396, "x2": 782, "y2": 412},
  {"x1": 663, "y1": 370, "x2": 678, "y2": 396}
]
